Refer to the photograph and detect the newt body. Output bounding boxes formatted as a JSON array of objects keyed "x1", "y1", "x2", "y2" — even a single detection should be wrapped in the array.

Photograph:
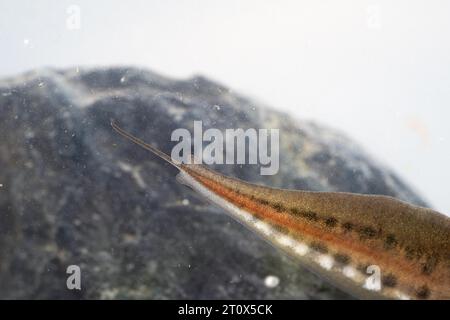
[{"x1": 112, "y1": 121, "x2": 450, "y2": 300}]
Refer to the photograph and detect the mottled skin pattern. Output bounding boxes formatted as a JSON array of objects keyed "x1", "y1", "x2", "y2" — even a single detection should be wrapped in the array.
[
  {"x1": 112, "y1": 121, "x2": 450, "y2": 300},
  {"x1": 185, "y1": 165, "x2": 450, "y2": 300}
]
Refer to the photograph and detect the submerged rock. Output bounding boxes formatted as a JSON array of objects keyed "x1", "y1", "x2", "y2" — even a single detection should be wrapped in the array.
[{"x1": 0, "y1": 67, "x2": 427, "y2": 299}]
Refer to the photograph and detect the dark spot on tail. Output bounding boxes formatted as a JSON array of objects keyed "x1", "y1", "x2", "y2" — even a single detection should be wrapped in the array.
[
  {"x1": 257, "y1": 198, "x2": 269, "y2": 206},
  {"x1": 303, "y1": 211, "x2": 318, "y2": 222},
  {"x1": 405, "y1": 246, "x2": 423, "y2": 261},
  {"x1": 342, "y1": 222, "x2": 354, "y2": 233},
  {"x1": 310, "y1": 242, "x2": 328, "y2": 253},
  {"x1": 334, "y1": 253, "x2": 351, "y2": 265},
  {"x1": 325, "y1": 217, "x2": 338, "y2": 228},
  {"x1": 384, "y1": 234, "x2": 398, "y2": 250},
  {"x1": 421, "y1": 256, "x2": 438, "y2": 275},
  {"x1": 289, "y1": 208, "x2": 318, "y2": 222},
  {"x1": 271, "y1": 202, "x2": 285, "y2": 212},
  {"x1": 416, "y1": 285, "x2": 430, "y2": 299},
  {"x1": 357, "y1": 263, "x2": 372, "y2": 274},
  {"x1": 359, "y1": 226, "x2": 378, "y2": 239},
  {"x1": 382, "y1": 274, "x2": 397, "y2": 287}
]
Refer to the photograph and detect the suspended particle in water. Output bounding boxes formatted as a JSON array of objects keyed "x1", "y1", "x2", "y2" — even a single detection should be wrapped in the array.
[{"x1": 264, "y1": 275, "x2": 280, "y2": 288}]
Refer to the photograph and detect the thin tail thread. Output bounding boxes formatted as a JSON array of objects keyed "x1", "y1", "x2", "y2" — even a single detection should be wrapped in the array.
[{"x1": 111, "y1": 119, "x2": 179, "y2": 168}]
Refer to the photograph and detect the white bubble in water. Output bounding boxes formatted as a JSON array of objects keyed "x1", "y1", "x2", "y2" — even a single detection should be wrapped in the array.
[
  {"x1": 182, "y1": 199, "x2": 190, "y2": 206},
  {"x1": 264, "y1": 275, "x2": 280, "y2": 288}
]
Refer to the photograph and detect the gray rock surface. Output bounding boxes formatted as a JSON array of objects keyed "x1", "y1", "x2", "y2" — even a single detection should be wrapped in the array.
[{"x1": 0, "y1": 67, "x2": 428, "y2": 299}]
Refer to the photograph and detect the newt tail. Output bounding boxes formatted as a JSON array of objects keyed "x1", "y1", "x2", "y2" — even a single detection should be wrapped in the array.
[{"x1": 111, "y1": 120, "x2": 450, "y2": 300}]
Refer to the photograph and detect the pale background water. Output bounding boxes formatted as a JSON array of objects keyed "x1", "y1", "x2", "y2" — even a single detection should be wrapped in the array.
[{"x1": 1, "y1": 0, "x2": 449, "y2": 214}]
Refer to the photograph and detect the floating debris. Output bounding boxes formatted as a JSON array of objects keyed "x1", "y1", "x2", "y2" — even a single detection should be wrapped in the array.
[{"x1": 264, "y1": 275, "x2": 280, "y2": 288}]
